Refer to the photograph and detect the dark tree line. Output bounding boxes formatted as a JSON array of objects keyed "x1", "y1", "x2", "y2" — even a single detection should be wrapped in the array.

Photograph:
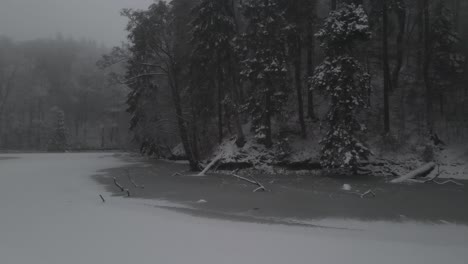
[{"x1": 108, "y1": 0, "x2": 467, "y2": 171}]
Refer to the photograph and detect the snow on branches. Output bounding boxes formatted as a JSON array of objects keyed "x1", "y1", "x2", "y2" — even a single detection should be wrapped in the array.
[
  {"x1": 316, "y1": 4, "x2": 371, "y2": 54},
  {"x1": 311, "y1": 3, "x2": 371, "y2": 171},
  {"x1": 238, "y1": 0, "x2": 290, "y2": 147}
]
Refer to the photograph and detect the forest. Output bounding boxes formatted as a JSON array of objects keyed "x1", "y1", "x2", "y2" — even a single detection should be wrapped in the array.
[
  {"x1": 1, "y1": 0, "x2": 467, "y2": 175},
  {"x1": 1, "y1": 1, "x2": 468, "y2": 262},
  {"x1": 99, "y1": 0, "x2": 468, "y2": 175},
  {"x1": 0, "y1": 36, "x2": 129, "y2": 151}
]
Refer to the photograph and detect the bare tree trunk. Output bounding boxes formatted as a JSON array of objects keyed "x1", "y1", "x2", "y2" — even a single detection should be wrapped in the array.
[
  {"x1": 230, "y1": 60, "x2": 246, "y2": 147},
  {"x1": 294, "y1": 37, "x2": 307, "y2": 138},
  {"x1": 170, "y1": 70, "x2": 199, "y2": 171},
  {"x1": 217, "y1": 56, "x2": 224, "y2": 144},
  {"x1": 383, "y1": 0, "x2": 391, "y2": 134},
  {"x1": 101, "y1": 126, "x2": 105, "y2": 149},
  {"x1": 264, "y1": 82, "x2": 273, "y2": 148},
  {"x1": 0, "y1": 67, "x2": 17, "y2": 148},
  {"x1": 306, "y1": 18, "x2": 317, "y2": 120},
  {"x1": 392, "y1": 1, "x2": 407, "y2": 91},
  {"x1": 28, "y1": 103, "x2": 34, "y2": 148},
  {"x1": 331, "y1": 0, "x2": 337, "y2": 10},
  {"x1": 423, "y1": 0, "x2": 434, "y2": 132},
  {"x1": 417, "y1": 0, "x2": 424, "y2": 80}
]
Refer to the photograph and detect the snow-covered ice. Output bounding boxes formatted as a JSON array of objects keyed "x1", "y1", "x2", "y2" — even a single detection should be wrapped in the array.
[{"x1": 0, "y1": 153, "x2": 467, "y2": 264}]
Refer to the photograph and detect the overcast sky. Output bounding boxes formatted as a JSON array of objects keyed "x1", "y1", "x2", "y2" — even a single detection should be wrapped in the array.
[{"x1": 0, "y1": 0, "x2": 155, "y2": 47}]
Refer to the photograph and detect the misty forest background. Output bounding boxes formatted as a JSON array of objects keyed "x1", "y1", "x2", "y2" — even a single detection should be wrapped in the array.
[{"x1": 1, "y1": 0, "x2": 467, "y2": 173}]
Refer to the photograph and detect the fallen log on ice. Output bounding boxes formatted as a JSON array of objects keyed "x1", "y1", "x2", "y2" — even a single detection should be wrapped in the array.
[
  {"x1": 390, "y1": 162, "x2": 436, "y2": 183},
  {"x1": 220, "y1": 171, "x2": 269, "y2": 192},
  {"x1": 197, "y1": 153, "x2": 222, "y2": 176}
]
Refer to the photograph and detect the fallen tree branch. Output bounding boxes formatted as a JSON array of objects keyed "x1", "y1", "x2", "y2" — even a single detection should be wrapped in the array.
[
  {"x1": 99, "y1": 194, "x2": 106, "y2": 203},
  {"x1": 349, "y1": 189, "x2": 376, "y2": 198},
  {"x1": 197, "y1": 154, "x2": 223, "y2": 176},
  {"x1": 432, "y1": 179, "x2": 464, "y2": 186},
  {"x1": 127, "y1": 170, "x2": 144, "y2": 189},
  {"x1": 222, "y1": 171, "x2": 269, "y2": 192},
  {"x1": 113, "y1": 177, "x2": 124, "y2": 191},
  {"x1": 360, "y1": 190, "x2": 376, "y2": 198},
  {"x1": 390, "y1": 162, "x2": 436, "y2": 183},
  {"x1": 421, "y1": 167, "x2": 464, "y2": 186}
]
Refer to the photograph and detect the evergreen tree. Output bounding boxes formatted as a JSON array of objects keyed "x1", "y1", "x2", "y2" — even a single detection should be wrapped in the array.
[
  {"x1": 311, "y1": 4, "x2": 371, "y2": 170},
  {"x1": 431, "y1": 2, "x2": 465, "y2": 86},
  {"x1": 239, "y1": 0, "x2": 290, "y2": 148},
  {"x1": 191, "y1": 0, "x2": 245, "y2": 146},
  {"x1": 426, "y1": 1, "x2": 465, "y2": 120},
  {"x1": 48, "y1": 108, "x2": 67, "y2": 152}
]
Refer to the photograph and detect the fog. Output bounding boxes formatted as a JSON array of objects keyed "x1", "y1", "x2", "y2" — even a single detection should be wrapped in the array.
[{"x1": 0, "y1": 0, "x2": 154, "y2": 46}]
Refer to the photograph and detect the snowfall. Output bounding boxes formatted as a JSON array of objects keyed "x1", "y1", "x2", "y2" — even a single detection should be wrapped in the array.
[{"x1": 0, "y1": 153, "x2": 467, "y2": 264}]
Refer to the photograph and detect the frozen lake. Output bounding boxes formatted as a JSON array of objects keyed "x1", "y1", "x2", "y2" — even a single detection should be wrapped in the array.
[{"x1": 0, "y1": 152, "x2": 467, "y2": 264}]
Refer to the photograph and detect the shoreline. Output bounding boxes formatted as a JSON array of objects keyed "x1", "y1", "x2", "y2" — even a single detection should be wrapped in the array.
[{"x1": 93, "y1": 153, "x2": 468, "y2": 225}]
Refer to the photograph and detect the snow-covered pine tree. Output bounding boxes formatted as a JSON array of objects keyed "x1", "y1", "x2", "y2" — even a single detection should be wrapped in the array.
[
  {"x1": 239, "y1": 0, "x2": 290, "y2": 148},
  {"x1": 310, "y1": 3, "x2": 371, "y2": 171},
  {"x1": 430, "y1": 2, "x2": 465, "y2": 85},
  {"x1": 48, "y1": 108, "x2": 67, "y2": 152}
]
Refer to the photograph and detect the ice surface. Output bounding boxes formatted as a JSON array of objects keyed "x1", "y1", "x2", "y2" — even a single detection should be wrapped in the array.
[{"x1": 0, "y1": 153, "x2": 467, "y2": 264}]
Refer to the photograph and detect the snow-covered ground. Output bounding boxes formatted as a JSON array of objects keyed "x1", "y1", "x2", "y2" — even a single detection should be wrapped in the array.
[{"x1": 0, "y1": 153, "x2": 467, "y2": 264}]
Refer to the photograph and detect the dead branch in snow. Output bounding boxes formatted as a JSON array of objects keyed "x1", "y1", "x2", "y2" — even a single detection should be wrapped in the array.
[
  {"x1": 360, "y1": 190, "x2": 376, "y2": 198},
  {"x1": 424, "y1": 169, "x2": 464, "y2": 186},
  {"x1": 394, "y1": 164, "x2": 464, "y2": 186},
  {"x1": 99, "y1": 194, "x2": 106, "y2": 203},
  {"x1": 390, "y1": 162, "x2": 436, "y2": 183},
  {"x1": 349, "y1": 189, "x2": 376, "y2": 199},
  {"x1": 171, "y1": 172, "x2": 182, "y2": 177},
  {"x1": 221, "y1": 171, "x2": 269, "y2": 192},
  {"x1": 126, "y1": 169, "x2": 144, "y2": 189},
  {"x1": 432, "y1": 179, "x2": 464, "y2": 186},
  {"x1": 113, "y1": 177, "x2": 124, "y2": 191}
]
